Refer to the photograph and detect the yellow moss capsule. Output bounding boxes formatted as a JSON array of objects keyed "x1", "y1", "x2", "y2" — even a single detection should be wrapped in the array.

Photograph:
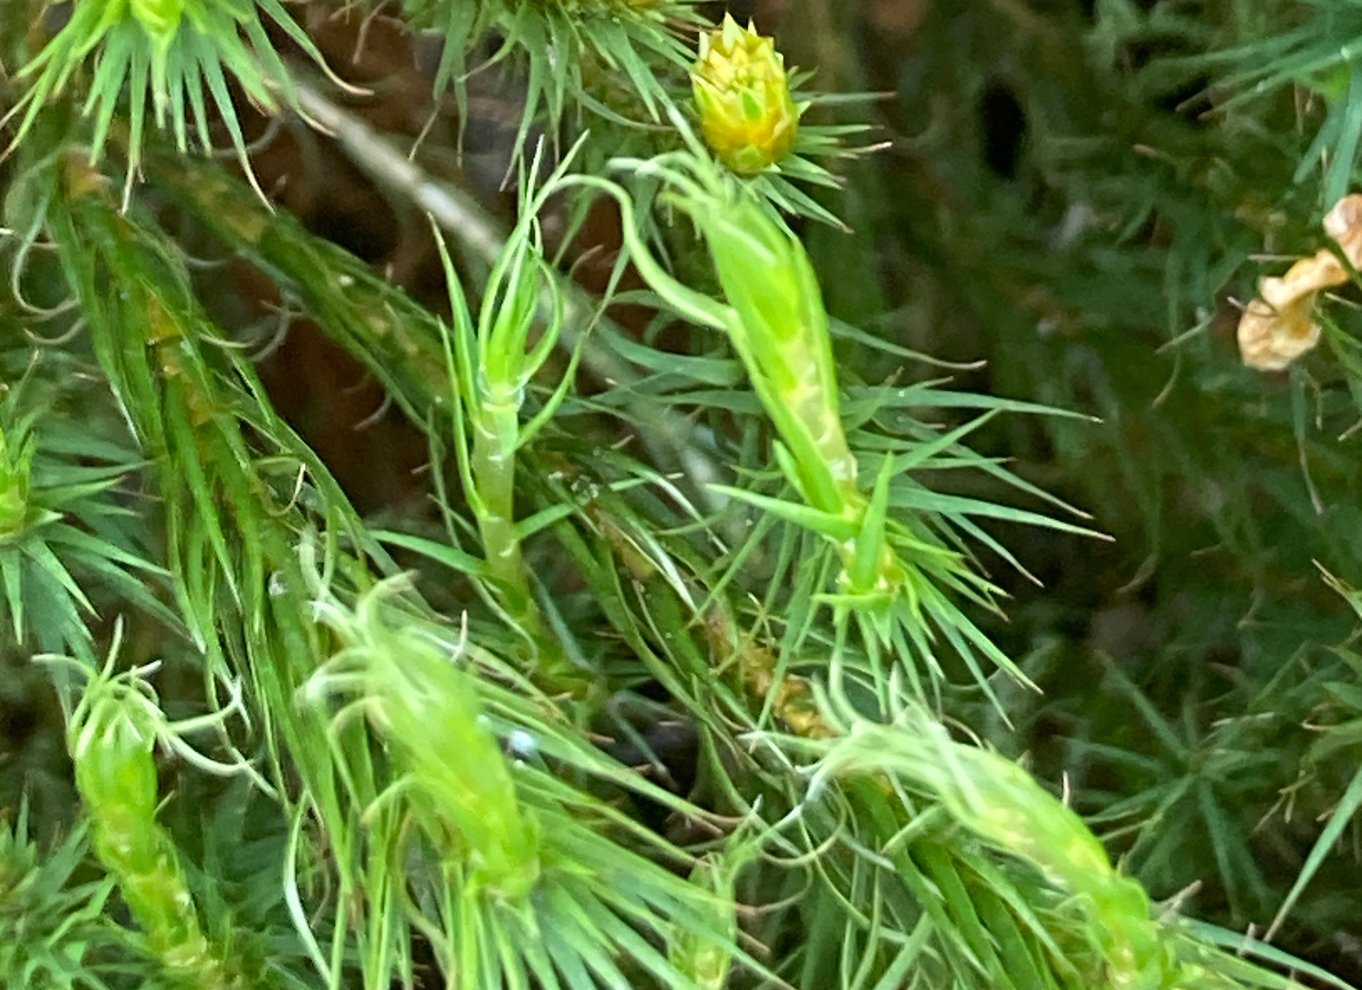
[{"x1": 691, "y1": 15, "x2": 800, "y2": 175}]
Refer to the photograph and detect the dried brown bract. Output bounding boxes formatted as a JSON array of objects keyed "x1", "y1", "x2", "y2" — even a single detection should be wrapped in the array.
[{"x1": 1237, "y1": 194, "x2": 1362, "y2": 371}]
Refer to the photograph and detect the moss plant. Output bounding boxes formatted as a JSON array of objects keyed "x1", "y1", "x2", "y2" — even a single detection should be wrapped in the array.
[{"x1": 0, "y1": 1, "x2": 1361, "y2": 988}]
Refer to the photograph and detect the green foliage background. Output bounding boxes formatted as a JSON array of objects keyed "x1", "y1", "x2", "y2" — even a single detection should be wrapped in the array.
[{"x1": 2, "y1": 1, "x2": 1362, "y2": 988}]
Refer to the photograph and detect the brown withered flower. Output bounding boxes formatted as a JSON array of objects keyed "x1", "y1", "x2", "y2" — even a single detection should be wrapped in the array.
[{"x1": 1237, "y1": 193, "x2": 1362, "y2": 371}]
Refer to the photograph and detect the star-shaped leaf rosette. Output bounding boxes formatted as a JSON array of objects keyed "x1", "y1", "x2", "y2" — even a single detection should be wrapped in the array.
[
  {"x1": 690, "y1": 14, "x2": 877, "y2": 229},
  {"x1": 2, "y1": 0, "x2": 352, "y2": 206}
]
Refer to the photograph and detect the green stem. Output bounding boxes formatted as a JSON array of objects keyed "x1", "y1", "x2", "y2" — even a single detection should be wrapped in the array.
[
  {"x1": 91, "y1": 821, "x2": 243, "y2": 990},
  {"x1": 472, "y1": 393, "x2": 532, "y2": 620},
  {"x1": 72, "y1": 691, "x2": 245, "y2": 990},
  {"x1": 472, "y1": 426, "x2": 594, "y2": 700}
]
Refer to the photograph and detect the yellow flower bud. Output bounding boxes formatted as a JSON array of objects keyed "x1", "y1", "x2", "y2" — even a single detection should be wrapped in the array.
[{"x1": 691, "y1": 15, "x2": 800, "y2": 175}]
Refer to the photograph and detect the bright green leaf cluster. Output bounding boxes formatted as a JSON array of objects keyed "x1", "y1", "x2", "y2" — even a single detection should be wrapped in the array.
[
  {"x1": 0, "y1": 416, "x2": 36, "y2": 538},
  {"x1": 4, "y1": 0, "x2": 343, "y2": 204},
  {"x1": 300, "y1": 574, "x2": 770, "y2": 989},
  {"x1": 567, "y1": 141, "x2": 1087, "y2": 706},
  {"x1": 0, "y1": 361, "x2": 171, "y2": 660},
  {"x1": 423, "y1": 146, "x2": 594, "y2": 698},
  {"x1": 307, "y1": 578, "x2": 543, "y2": 903},
  {"x1": 0, "y1": 802, "x2": 114, "y2": 990}
]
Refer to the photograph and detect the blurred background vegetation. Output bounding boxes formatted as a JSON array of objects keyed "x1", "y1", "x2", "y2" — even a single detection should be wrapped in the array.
[{"x1": 782, "y1": 0, "x2": 1362, "y2": 978}]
